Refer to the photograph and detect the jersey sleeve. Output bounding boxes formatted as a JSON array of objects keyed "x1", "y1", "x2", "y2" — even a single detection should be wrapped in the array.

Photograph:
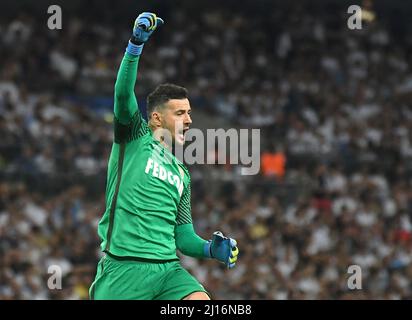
[
  {"x1": 175, "y1": 223, "x2": 208, "y2": 258},
  {"x1": 113, "y1": 52, "x2": 150, "y2": 144},
  {"x1": 175, "y1": 175, "x2": 209, "y2": 258}
]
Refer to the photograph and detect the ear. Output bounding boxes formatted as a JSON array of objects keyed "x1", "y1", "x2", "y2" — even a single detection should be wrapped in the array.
[{"x1": 150, "y1": 111, "x2": 162, "y2": 128}]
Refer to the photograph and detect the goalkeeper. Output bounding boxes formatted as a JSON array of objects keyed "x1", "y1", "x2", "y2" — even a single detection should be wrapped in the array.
[{"x1": 89, "y1": 12, "x2": 239, "y2": 300}]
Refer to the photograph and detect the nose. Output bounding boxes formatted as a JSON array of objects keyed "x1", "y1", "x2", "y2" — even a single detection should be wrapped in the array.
[{"x1": 185, "y1": 113, "x2": 192, "y2": 125}]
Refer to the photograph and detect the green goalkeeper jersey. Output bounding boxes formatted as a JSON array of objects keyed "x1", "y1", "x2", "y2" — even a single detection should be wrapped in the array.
[{"x1": 97, "y1": 53, "x2": 193, "y2": 261}]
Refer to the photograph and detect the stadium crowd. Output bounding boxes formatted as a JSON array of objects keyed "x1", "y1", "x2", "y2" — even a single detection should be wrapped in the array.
[{"x1": 1, "y1": 1, "x2": 412, "y2": 299}]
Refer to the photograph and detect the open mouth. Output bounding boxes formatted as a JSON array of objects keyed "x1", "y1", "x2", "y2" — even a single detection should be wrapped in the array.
[{"x1": 177, "y1": 128, "x2": 189, "y2": 142}]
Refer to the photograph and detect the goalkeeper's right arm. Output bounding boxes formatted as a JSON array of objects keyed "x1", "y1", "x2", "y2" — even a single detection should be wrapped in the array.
[
  {"x1": 113, "y1": 12, "x2": 164, "y2": 126},
  {"x1": 113, "y1": 53, "x2": 140, "y2": 125}
]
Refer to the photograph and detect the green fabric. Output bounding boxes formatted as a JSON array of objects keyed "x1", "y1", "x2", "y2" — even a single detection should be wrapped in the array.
[
  {"x1": 175, "y1": 223, "x2": 208, "y2": 258},
  {"x1": 114, "y1": 52, "x2": 140, "y2": 125},
  {"x1": 89, "y1": 254, "x2": 209, "y2": 300},
  {"x1": 97, "y1": 52, "x2": 199, "y2": 261},
  {"x1": 176, "y1": 180, "x2": 193, "y2": 225},
  {"x1": 112, "y1": 53, "x2": 150, "y2": 143}
]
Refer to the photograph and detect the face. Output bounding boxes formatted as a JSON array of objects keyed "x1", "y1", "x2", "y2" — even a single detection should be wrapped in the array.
[{"x1": 152, "y1": 98, "x2": 192, "y2": 146}]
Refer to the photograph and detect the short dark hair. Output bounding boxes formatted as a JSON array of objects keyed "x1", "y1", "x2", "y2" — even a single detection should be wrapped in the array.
[{"x1": 146, "y1": 83, "x2": 188, "y2": 116}]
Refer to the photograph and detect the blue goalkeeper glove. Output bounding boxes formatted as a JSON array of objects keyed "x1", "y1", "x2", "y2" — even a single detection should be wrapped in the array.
[
  {"x1": 204, "y1": 231, "x2": 239, "y2": 269},
  {"x1": 126, "y1": 12, "x2": 164, "y2": 56}
]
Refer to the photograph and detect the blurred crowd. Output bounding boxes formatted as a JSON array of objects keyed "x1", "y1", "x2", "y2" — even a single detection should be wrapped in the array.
[{"x1": 1, "y1": 1, "x2": 412, "y2": 299}]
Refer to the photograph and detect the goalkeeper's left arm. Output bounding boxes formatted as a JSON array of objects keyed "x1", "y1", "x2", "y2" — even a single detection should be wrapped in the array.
[{"x1": 175, "y1": 184, "x2": 239, "y2": 268}]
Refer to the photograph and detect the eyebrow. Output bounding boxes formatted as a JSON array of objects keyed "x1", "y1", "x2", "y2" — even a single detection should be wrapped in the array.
[{"x1": 175, "y1": 108, "x2": 191, "y2": 113}]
